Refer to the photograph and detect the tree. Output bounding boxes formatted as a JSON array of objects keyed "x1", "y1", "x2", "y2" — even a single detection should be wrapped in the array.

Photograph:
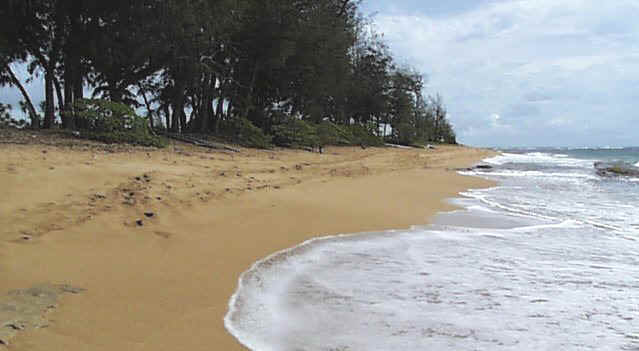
[{"x1": 0, "y1": 0, "x2": 458, "y2": 146}]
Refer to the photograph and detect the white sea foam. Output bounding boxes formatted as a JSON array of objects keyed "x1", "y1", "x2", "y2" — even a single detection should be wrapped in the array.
[
  {"x1": 225, "y1": 219, "x2": 639, "y2": 350},
  {"x1": 482, "y1": 152, "x2": 591, "y2": 168},
  {"x1": 461, "y1": 169, "x2": 598, "y2": 180},
  {"x1": 225, "y1": 150, "x2": 639, "y2": 350}
]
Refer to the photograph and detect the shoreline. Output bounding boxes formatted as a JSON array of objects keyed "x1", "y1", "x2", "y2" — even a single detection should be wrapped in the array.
[{"x1": 0, "y1": 142, "x2": 495, "y2": 350}]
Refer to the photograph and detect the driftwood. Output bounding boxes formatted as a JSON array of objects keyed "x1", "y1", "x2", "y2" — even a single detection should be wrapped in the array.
[{"x1": 165, "y1": 133, "x2": 240, "y2": 153}]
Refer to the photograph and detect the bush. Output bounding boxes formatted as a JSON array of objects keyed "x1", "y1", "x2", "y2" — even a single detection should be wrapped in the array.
[
  {"x1": 272, "y1": 118, "x2": 319, "y2": 148},
  {"x1": 74, "y1": 99, "x2": 167, "y2": 147},
  {"x1": 270, "y1": 119, "x2": 383, "y2": 149},
  {"x1": 316, "y1": 121, "x2": 352, "y2": 146},
  {"x1": 0, "y1": 104, "x2": 27, "y2": 129},
  {"x1": 219, "y1": 117, "x2": 272, "y2": 149},
  {"x1": 343, "y1": 123, "x2": 384, "y2": 147}
]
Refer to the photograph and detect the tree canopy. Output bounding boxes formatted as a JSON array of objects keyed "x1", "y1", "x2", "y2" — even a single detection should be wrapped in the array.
[{"x1": 1, "y1": 0, "x2": 457, "y2": 146}]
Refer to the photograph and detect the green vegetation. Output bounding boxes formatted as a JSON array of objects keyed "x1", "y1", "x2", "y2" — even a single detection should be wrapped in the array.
[
  {"x1": 74, "y1": 99, "x2": 167, "y2": 147},
  {"x1": 218, "y1": 117, "x2": 272, "y2": 149},
  {"x1": 0, "y1": 0, "x2": 457, "y2": 148},
  {"x1": 0, "y1": 103, "x2": 26, "y2": 128}
]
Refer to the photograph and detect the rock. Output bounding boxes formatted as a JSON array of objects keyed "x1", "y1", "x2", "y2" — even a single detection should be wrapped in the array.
[
  {"x1": 426, "y1": 144, "x2": 436, "y2": 149},
  {"x1": 136, "y1": 219, "x2": 144, "y2": 226},
  {"x1": 594, "y1": 161, "x2": 639, "y2": 177},
  {"x1": 92, "y1": 193, "x2": 106, "y2": 200},
  {"x1": 295, "y1": 164, "x2": 303, "y2": 171},
  {"x1": 453, "y1": 164, "x2": 494, "y2": 172},
  {"x1": 144, "y1": 212, "x2": 154, "y2": 218}
]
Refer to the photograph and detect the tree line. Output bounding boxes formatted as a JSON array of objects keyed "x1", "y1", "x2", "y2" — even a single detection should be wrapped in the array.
[{"x1": 0, "y1": 0, "x2": 457, "y2": 147}]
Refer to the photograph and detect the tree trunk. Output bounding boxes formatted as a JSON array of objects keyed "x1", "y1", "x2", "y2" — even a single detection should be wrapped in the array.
[
  {"x1": 163, "y1": 105, "x2": 171, "y2": 131},
  {"x1": 170, "y1": 102, "x2": 179, "y2": 132},
  {"x1": 4, "y1": 63, "x2": 39, "y2": 128},
  {"x1": 74, "y1": 71, "x2": 83, "y2": 101},
  {"x1": 244, "y1": 61, "x2": 260, "y2": 118},
  {"x1": 43, "y1": 70, "x2": 55, "y2": 129},
  {"x1": 179, "y1": 107, "x2": 187, "y2": 132},
  {"x1": 53, "y1": 76, "x2": 65, "y2": 126},
  {"x1": 64, "y1": 69, "x2": 74, "y2": 129},
  {"x1": 139, "y1": 85, "x2": 154, "y2": 130}
]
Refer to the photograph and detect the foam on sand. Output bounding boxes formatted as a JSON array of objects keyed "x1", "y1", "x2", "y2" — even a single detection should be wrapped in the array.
[{"x1": 225, "y1": 211, "x2": 639, "y2": 350}]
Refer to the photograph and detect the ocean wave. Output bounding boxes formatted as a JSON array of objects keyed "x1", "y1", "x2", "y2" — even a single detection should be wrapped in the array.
[
  {"x1": 224, "y1": 209, "x2": 639, "y2": 350},
  {"x1": 460, "y1": 190, "x2": 559, "y2": 222},
  {"x1": 461, "y1": 187, "x2": 637, "y2": 236},
  {"x1": 483, "y1": 152, "x2": 591, "y2": 168},
  {"x1": 460, "y1": 169, "x2": 598, "y2": 180}
]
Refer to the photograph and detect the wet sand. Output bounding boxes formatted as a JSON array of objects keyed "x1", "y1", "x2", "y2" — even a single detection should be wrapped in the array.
[{"x1": 0, "y1": 140, "x2": 494, "y2": 350}]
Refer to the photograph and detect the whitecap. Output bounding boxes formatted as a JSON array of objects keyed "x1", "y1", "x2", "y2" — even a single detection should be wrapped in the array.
[{"x1": 481, "y1": 152, "x2": 591, "y2": 168}]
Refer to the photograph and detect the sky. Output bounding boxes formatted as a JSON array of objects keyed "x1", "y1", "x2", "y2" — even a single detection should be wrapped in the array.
[
  {"x1": 361, "y1": 0, "x2": 639, "y2": 147},
  {"x1": 2, "y1": 1, "x2": 638, "y2": 147}
]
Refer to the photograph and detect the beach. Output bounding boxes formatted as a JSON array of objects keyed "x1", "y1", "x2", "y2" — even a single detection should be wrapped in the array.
[{"x1": 0, "y1": 139, "x2": 494, "y2": 350}]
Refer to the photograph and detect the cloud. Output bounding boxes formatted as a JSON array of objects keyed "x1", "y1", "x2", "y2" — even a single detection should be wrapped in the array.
[{"x1": 368, "y1": 0, "x2": 639, "y2": 147}]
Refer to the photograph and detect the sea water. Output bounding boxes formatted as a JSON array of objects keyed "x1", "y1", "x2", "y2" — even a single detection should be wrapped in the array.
[{"x1": 225, "y1": 148, "x2": 639, "y2": 350}]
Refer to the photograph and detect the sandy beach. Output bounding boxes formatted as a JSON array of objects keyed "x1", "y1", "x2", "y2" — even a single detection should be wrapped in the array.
[{"x1": 0, "y1": 137, "x2": 494, "y2": 350}]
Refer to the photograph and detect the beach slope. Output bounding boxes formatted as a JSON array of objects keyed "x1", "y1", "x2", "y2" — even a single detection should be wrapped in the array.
[{"x1": 0, "y1": 140, "x2": 493, "y2": 350}]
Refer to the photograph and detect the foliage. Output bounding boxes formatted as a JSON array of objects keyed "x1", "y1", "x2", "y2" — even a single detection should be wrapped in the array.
[
  {"x1": 344, "y1": 123, "x2": 385, "y2": 147},
  {"x1": 272, "y1": 118, "x2": 319, "y2": 148},
  {"x1": 219, "y1": 117, "x2": 272, "y2": 149},
  {"x1": 1, "y1": 0, "x2": 459, "y2": 148},
  {"x1": 74, "y1": 99, "x2": 167, "y2": 147},
  {"x1": 316, "y1": 121, "x2": 352, "y2": 146},
  {"x1": 0, "y1": 103, "x2": 27, "y2": 128}
]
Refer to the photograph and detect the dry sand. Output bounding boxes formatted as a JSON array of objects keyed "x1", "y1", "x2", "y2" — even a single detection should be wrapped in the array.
[{"x1": 0, "y1": 138, "x2": 494, "y2": 350}]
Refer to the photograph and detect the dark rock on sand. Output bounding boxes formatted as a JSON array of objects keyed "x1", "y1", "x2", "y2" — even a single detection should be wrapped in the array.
[{"x1": 453, "y1": 164, "x2": 494, "y2": 172}]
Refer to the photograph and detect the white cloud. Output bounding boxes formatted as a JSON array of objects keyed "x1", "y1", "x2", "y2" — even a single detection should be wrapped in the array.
[{"x1": 371, "y1": 0, "x2": 639, "y2": 147}]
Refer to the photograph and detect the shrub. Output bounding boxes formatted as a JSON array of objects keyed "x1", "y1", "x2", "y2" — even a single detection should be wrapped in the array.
[
  {"x1": 272, "y1": 118, "x2": 319, "y2": 148},
  {"x1": 219, "y1": 117, "x2": 272, "y2": 149},
  {"x1": 316, "y1": 121, "x2": 352, "y2": 146},
  {"x1": 74, "y1": 99, "x2": 167, "y2": 147},
  {"x1": 343, "y1": 123, "x2": 384, "y2": 147},
  {"x1": 0, "y1": 104, "x2": 27, "y2": 129}
]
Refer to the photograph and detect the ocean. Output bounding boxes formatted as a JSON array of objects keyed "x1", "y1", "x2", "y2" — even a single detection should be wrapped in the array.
[{"x1": 225, "y1": 148, "x2": 639, "y2": 350}]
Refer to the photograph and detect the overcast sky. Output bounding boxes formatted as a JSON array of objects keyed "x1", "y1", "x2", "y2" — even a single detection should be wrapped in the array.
[
  {"x1": 2, "y1": 1, "x2": 638, "y2": 147},
  {"x1": 361, "y1": 0, "x2": 639, "y2": 147}
]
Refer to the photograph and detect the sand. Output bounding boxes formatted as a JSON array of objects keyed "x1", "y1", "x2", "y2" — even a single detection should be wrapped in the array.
[{"x1": 0, "y1": 139, "x2": 494, "y2": 350}]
